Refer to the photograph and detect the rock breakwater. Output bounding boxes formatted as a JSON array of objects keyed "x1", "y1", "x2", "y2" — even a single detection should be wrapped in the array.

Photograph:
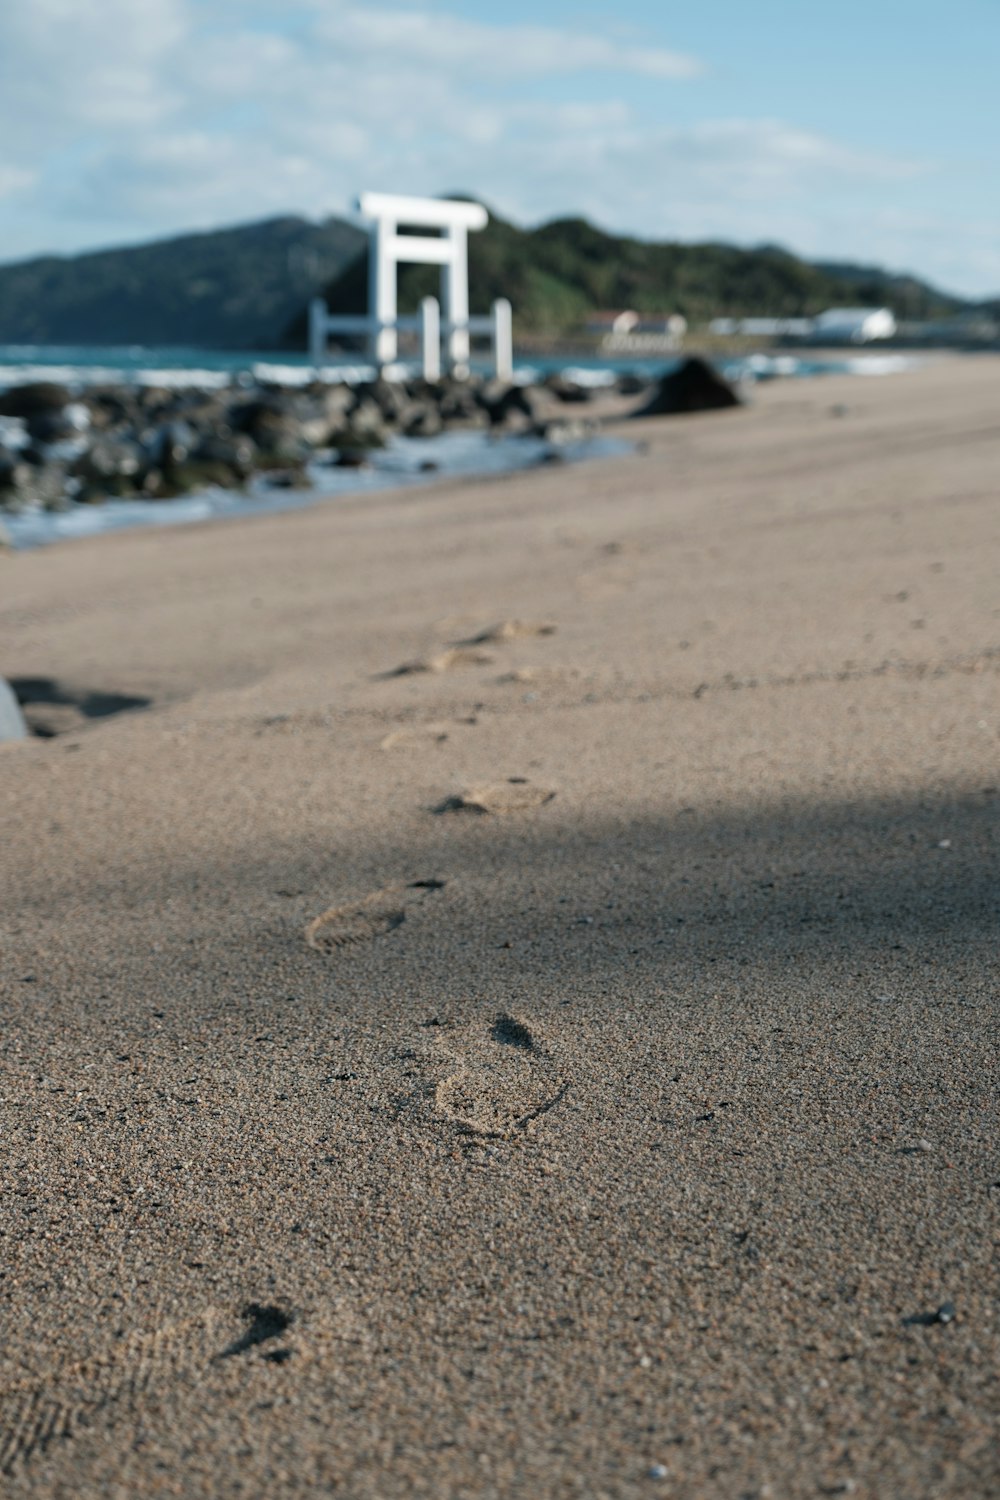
[{"x1": 0, "y1": 369, "x2": 640, "y2": 517}]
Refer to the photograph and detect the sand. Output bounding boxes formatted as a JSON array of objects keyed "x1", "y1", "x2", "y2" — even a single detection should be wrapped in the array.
[{"x1": 0, "y1": 356, "x2": 997, "y2": 1498}]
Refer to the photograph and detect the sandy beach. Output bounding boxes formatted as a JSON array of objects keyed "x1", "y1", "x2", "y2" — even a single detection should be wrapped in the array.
[{"x1": 1, "y1": 356, "x2": 997, "y2": 1497}]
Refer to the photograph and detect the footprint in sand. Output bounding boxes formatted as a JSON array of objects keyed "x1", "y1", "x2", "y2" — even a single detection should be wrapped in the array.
[
  {"x1": 305, "y1": 879, "x2": 445, "y2": 952},
  {"x1": 434, "y1": 1013, "x2": 568, "y2": 1138},
  {"x1": 379, "y1": 717, "x2": 477, "y2": 751},
  {"x1": 451, "y1": 620, "x2": 556, "y2": 646},
  {"x1": 433, "y1": 779, "x2": 556, "y2": 815},
  {"x1": 381, "y1": 647, "x2": 493, "y2": 678},
  {"x1": 0, "y1": 1304, "x2": 294, "y2": 1479},
  {"x1": 380, "y1": 722, "x2": 451, "y2": 750}
]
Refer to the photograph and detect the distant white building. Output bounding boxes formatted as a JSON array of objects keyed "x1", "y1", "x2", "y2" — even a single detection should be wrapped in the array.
[
  {"x1": 709, "y1": 317, "x2": 814, "y2": 339},
  {"x1": 811, "y1": 307, "x2": 897, "y2": 343},
  {"x1": 587, "y1": 309, "x2": 687, "y2": 351}
]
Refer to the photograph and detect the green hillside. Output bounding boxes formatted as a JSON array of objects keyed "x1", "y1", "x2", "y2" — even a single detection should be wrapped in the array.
[
  {"x1": 0, "y1": 206, "x2": 970, "y2": 350},
  {"x1": 0, "y1": 216, "x2": 365, "y2": 348},
  {"x1": 298, "y1": 207, "x2": 963, "y2": 340}
]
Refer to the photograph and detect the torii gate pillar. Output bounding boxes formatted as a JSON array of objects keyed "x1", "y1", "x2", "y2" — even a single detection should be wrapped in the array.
[{"x1": 358, "y1": 192, "x2": 488, "y2": 378}]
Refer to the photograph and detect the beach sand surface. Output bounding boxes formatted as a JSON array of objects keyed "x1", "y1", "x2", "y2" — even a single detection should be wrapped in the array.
[{"x1": 0, "y1": 357, "x2": 997, "y2": 1497}]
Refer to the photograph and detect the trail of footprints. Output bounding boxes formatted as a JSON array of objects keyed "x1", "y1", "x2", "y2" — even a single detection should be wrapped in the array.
[
  {"x1": 0, "y1": 1304, "x2": 293, "y2": 1479},
  {"x1": 308, "y1": 617, "x2": 558, "y2": 951},
  {"x1": 4, "y1": 618, "x2": 565, "y2": 1480},
  {"x1": 309, "y1": 618, "x2": 569, "y2": 1135}
]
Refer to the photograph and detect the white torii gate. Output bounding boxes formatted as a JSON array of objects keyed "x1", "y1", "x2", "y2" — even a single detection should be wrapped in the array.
[{"x1": 309, "y1": 192, "x2": 512, "y2": 381}]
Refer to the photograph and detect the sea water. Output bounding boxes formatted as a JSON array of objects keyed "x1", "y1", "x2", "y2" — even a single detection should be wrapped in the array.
[{"x1": 0, "y1": 342, "x2": 922, "y2": 393}]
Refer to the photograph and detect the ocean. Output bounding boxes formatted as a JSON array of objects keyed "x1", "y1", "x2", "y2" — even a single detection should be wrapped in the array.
[{"x1": 0, "y1": 342, "x2": 921, "y2": 392}]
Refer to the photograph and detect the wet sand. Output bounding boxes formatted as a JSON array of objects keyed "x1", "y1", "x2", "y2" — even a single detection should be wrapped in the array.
[{"x1": 0, "y1": 356, "x2": 997, "y2": 1497}]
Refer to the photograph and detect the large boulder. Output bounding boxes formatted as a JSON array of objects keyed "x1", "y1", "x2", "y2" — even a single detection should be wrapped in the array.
[
  {"x1": 0, "y1": 677, "x2": 28, "y2": 741},
  {"x1": 631, "y1": 357, "x2": 741, "y2": 416},
  {"x1": 25, "y1": 403, "x2": 90, "y2": 444},
  {"x1": 0, "y1": 382, "x2": 72, "y2": 418},
  {"x1": 478, "y1": 381, "x2": 540, "y2": 431}
]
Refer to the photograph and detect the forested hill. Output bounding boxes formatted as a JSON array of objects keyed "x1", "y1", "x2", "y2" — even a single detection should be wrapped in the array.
[
  {"x1": 0, "y1": 217, "x2": 366, "y2": 348},
  {"x1": 297, "y1": 210, "x2": 964, "y2": 340},
  {"x1": 0, "y1": 208, "x2": 967, "y2": 349}
]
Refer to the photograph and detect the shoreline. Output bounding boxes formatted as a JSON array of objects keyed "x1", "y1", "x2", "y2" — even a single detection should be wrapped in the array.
[
  {"x1": 0, "y1": 352, "x2": 933, "y2": 552},
  {"x1": 1, "y1": 354, "x2": 997, "y2": 1497}
]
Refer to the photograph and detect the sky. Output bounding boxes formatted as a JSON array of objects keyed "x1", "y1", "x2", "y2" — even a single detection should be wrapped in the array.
[{"x1": 0, "y1": 0, "x2": 997, "y2": 296}]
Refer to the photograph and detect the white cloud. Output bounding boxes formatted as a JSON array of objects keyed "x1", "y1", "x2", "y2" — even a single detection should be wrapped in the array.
[
  {"x1": 309, "y1": 3, "x2": 701, "y2": 80},
  {"x1": 0, "y1": 0, "x2": 185, "y2": 140},
  {"x1": 0, "y1": 0, "x2": 993, "y2": 296}
]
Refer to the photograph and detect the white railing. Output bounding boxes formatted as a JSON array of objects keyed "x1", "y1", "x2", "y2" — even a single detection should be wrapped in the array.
[{"x1": 309, "y1": 295, "x2": 512, "y2": 382}]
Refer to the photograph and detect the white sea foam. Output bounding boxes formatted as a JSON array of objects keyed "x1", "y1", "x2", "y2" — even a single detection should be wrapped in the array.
[
  {"x1": 0, "y1": 363, "x2": 235, "y2": 391},
  {"x1": 839, "y1": 354, "x2": 922, "y2": 376},
  {"x1": 557, "y1": 367, "x2": 619, "y2": 388}
]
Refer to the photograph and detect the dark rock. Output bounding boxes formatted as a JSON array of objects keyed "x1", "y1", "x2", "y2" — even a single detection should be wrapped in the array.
[
  {"x1": 332, "y1": 449, "x2": 372, "y2": 469},
  {"x1": 73, "y1": 438, "x2": 143, "y2": 487},
  {"x1": 400, "y1": 401, "x2": 444, "y2": 438},
  {"x1": 229, "y1": 396, "x2": 312, "y2": 458},
  {"x1": 0, "y1": 460, "x2": 67, "y2": 512},
  {"x1": 154, "y1": 460, "x2": 245, "y2": 497},
  {"x1": 616, "y1": 372, "x2": 648, "y2": 396},
  {"x1": 478, "y1": 382, "x2": 539, "y2": 430},
  {"x1": 353, "y1": 379, "x2": 408, "y2": 423},
  {"x1": 631, "y1": 358, "x2": 741, "y2": 416},
  {"x1": 0, "y1": 382, "x2": 72, "y2": 418},
  {"x1": 342, "y1": 396, "x2": 388, "y2": 446},
  {"x1": 316, "y1": 384, "x2": 355, "y2": 424},
  {"x1": 136, "y1": 386, "x2": 173, "y2": 417},
  {"x1": 19, "y1": 444, "x2": 52, "y2": 468},
  {"x1": 261, "y1": 468, "x2": 313, "y2": 490},
  {"x1": 84, "y1": 388, "x2": 141, "y2": 429},
  {"x1": 436, "y1": 379, "x2": 487, "y2": 427},
  {"x1": 544, "y1": 374, "x2": 592, "y2": 403},
  {"x1": 194, "y1": 432, "x2": 258, "y2": 477},
  {"x1": 138, "y1": 468, "x2": 165, "y2": 498},
  {"x1": 0, "y1": 445, "x2": 23, "y2": 485},
  {"x1": 150, "y1": 420, "x2": 198, "y2": 470},
  {"x1": 902, "y1": 1302, "x2": 957, "y2": 1327},
  {"x1": 25, "y1": 407, "x2": 87, "y2": 444}
]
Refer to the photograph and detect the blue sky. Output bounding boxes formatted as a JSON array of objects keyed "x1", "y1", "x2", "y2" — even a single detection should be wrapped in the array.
[{"x1": 0, "y1": 0, "x2": 996, "y2": 295}]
